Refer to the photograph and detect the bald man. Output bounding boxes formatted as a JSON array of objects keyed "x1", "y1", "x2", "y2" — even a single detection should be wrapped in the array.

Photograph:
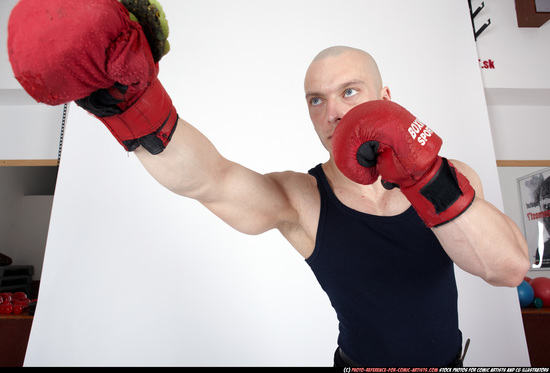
[
  {"x1": 131, "y1": 46, "x2": 529, "y2": 366},
  {"x1": 8, "y1": 8, "x2": 529, "y2": 362}
]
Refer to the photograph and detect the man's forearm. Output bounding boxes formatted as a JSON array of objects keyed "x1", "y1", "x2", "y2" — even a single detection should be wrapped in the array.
[
  {"x1": 434, "y1": 198, "x2": 530, "y2": 287},
  {"x1": 135, "y1": 118, "x2": 226, "y2": 200}
]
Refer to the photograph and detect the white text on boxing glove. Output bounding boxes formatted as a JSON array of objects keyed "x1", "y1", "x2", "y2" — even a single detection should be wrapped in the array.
[{"x1": 407, "y1": 119, "x2": 434, "y2": 146}]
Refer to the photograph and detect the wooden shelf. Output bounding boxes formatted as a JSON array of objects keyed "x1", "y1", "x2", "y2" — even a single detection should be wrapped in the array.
[
  {"x1": 496, "y1": 160, "x2": 550, "y2": 167},
  {"x1": 0, "y1": 311, "x2": 33, "y2": 367},
  {"x1": 521, "y1": 307, "x2": 550, "y2": 367},
  {"x1": 0, "y1": 160, "x2": 58, "y2": 167}
]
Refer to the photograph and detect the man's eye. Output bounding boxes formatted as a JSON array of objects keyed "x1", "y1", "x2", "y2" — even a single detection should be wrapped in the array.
[
  {"x1": 344, "y1": 88, "x2": 358, "y2": 97},
  {"x1": 311, "y1": 97, "x2": 322, "y2": 106}
]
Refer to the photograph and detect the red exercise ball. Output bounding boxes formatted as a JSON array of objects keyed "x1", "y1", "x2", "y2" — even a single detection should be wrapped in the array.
[{"x1": 530, "y1": 277, "x2": 550, "y2": 307}]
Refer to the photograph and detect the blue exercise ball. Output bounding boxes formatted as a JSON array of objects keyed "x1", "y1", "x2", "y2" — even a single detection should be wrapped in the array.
[{"x1": 517, "y1": 280, "x2": 535, "y2": 307}]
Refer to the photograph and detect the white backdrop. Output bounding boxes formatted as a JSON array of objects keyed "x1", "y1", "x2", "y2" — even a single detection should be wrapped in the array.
[{"x1": 24, "y1": 0, "x2": 530, "y2": 367}]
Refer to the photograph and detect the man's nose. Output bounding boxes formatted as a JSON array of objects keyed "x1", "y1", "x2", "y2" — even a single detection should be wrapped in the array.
[{"x1": 327, "y1": 100, "x2": 344, "y2": 126}]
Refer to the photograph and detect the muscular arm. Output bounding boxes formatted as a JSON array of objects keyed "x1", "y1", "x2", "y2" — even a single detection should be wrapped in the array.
[
  {"x1": 135, "y1": 118, "x2": 298, "y2": 236},
  {"x1": 432, "y1": 160, "x2": 530, "y2": 287}
]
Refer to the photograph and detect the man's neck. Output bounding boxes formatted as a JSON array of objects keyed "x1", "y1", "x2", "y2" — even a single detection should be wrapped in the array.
[{"x1": 322, "y1": 159, "x2": 410, "y2": 216}]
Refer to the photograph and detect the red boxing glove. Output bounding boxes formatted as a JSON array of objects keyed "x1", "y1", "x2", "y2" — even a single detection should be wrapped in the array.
[
  {"x1": 8, "y1": 0, "x2": 177, "y2": 154},
  {"x1": 333, "y1": 100, "x2": 475, "y2": 227}
]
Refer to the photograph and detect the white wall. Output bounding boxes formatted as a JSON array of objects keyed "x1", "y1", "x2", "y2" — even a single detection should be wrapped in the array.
[
  {"x1": 489, "y1": 106, "x2": 550, "y2": 161},
  {"x1": 473, "y1": 0, "x2": 550, "y2": 279},
  {"x1": 20, "y1": 0, "x2": 531, "y2": 367},
  {"x1": 474, "y1": 0, "x2": 550, "y2": 91},
  {"x1": 474, "y1": 0, "x2": 550, "y2": 162},
  {"x1": 0, "y1": 103, "x2": 64, "y2": 160}
]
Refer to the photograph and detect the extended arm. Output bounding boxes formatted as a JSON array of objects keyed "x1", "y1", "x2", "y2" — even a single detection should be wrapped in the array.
[{"x1": 135, "y1": 119, "x2": 297, "y2": 236}]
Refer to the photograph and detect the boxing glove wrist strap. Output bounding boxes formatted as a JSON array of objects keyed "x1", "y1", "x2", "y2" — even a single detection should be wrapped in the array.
[
  {"x1": 98, "y1": 78, "x2": 178, "y2": 155},
  {"x1": 400, "y1": 158, "x2": 475, "y2": 228}
]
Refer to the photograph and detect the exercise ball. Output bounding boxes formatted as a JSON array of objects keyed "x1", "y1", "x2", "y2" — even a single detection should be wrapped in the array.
[
  {"x1": 530, "y1": 277, "x2": 550, "y2": 307},
  {"x1": 517, "y1": 280, "x2": 535, "y2": 307}
]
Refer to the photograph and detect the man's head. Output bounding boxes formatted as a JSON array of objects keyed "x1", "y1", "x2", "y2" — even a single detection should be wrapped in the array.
[{"x1": 304, "y1": 46, "x2": 390, "y2": 153}]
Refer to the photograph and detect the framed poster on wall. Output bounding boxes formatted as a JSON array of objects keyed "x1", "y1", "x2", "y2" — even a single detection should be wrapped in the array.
[{"x1": 517, "y1": 167, "x2": 550, "y2": 269}]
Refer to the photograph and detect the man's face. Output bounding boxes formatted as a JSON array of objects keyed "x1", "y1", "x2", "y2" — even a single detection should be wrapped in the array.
[{"x1": 304, "y1": 51, "x2": 388, "y2": 153}]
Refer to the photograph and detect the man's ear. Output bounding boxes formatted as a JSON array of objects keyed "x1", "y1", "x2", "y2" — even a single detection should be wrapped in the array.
[{"x1": 380, "y1": 86, "x2": 391, "y2": 101}]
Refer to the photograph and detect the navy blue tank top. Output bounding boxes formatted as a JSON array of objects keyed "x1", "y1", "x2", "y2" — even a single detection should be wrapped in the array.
[{"x1": 307, "y1": 164, "x2": 461, "y2": 366}]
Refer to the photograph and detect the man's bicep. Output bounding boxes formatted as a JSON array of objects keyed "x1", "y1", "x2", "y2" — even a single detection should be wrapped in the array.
[
  {"x1": 136, "y1": 120, "x2": 296, "y2": 236},
  {"x1": 200, "y1": 166, "x2": 298, "y2": 236}
]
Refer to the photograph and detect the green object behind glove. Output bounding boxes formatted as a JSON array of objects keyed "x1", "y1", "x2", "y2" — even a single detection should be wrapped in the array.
[{"x1": 121, "y1": 0, "x2": 170, "y2": 62}]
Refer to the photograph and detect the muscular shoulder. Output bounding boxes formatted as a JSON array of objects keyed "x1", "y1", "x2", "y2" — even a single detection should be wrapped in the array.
[
  {"x1": 266, "y1": 170, "x2": 319, "y2": 215},
  {"x1": 448, "y1": 159, "x2": 484, "y2": 199}
]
